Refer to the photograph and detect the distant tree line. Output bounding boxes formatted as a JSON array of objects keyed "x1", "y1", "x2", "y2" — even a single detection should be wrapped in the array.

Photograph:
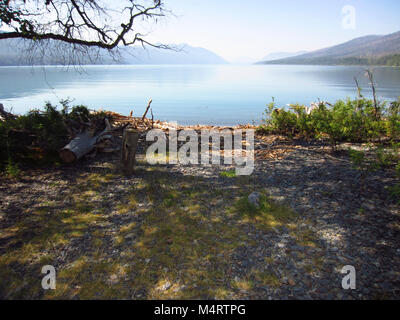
[{"x1": 261, "y1": 54, "x2": 400, "y2": 66}]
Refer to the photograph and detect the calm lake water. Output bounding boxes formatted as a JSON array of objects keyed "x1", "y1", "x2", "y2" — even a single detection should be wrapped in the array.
[{"x1": 1, "y1": 65, "x2": 400, "y2": 125}]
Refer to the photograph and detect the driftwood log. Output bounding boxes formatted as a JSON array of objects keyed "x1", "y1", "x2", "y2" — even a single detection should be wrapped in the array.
[
  {"x1": 121, "y1": 128, "x2": 139, "y2": 175},
  {"x1": 59, "y1": 118, "x2": 112, "y2": 163}
]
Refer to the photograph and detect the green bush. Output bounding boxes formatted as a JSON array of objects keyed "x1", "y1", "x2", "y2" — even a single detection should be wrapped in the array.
[
  {"x1": 263, "y1": 100, "x2": 304, "y2": 137},
  {"x1": 5, "y1": 159, "x2": 20, "y2": 178},
  {"x1": 0, "y1": 101, "x2": 106, "y2": 171},
  {"x1": 386, "y1": 98, "x2": 400, "y2": 140},
  {"x1": 290, "y1": 104, "x2": 316, "y2": 138},
  {"x1": 260, "y1": 96, "x2": 399, "y2": 149}
]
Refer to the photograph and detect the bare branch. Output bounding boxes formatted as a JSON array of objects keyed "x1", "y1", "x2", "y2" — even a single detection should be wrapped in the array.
[{"x1": 0, "y1": 0, "x2": 170, "y2": 53}]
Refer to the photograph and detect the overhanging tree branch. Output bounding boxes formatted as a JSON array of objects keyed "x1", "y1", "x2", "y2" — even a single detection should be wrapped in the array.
[{"x1": 0, "y1": 0, "x2": 170, "y2": 50}]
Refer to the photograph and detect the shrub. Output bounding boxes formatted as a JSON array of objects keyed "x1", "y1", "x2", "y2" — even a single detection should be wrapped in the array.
[
  {"x1": 0, "y1": 102, "x2": 105, "y2": 171},
  {"x1": 260, "y1": 95, "x2": 398, "y2": 149},
  {"x1": 290, "y1": 104, "x2": 316, "y2": 138},
  {"x1": 262, "y1": 100, "x2": 305, "y2": 137},
  {"x1": 5, "y1": 159, "x2": 20, "y2": 178},
  {"x1": 386, "y1": 98, "x2": 400, "y2": 140}
]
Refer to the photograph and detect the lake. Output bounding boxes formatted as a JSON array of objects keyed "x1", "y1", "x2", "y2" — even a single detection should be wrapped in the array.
[{"x1": 1, "y1": 64, "x2": 400, "y2": 125}]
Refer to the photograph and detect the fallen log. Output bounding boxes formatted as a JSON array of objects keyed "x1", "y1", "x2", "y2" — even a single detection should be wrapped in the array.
[{"x1": 59, "y1": 118, "x2": 112, "y2": 163}]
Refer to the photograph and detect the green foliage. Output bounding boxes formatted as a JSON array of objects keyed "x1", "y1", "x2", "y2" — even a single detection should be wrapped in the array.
[
  {"x1": 290, "y1": 104, "x2": 316, "y2": 138},
  {"x1": 375, "y1": 143, "x2": 399, "y2": 167},
  {"x1": 386, "y1": 98, "x2": 400, "y2": 140},
  {"x1": 261, "y1": 95, "x2": 398, "y2": 149},
  {"x1": 0, "y1": 101, "x2": 103, "y2": 171},
  {"x1": 220, "y1": 170, "x2": 237, "y2": 178},
  {"x1": 21, "y1": 103, "x2": 69, "y2": 150},
  {"x1": 373, "y1": 54, "x2": 400, "y2": 67},
  {"x1": 349, "y1": 149, "x2": 366, "y2": 169},
  {"x1": 5, "y1": 159, "x2": 20, "y2": 178},
  {"x1": 262, "y1": 54, "x2": 400, "y2": 67},
  {"x1": 262, "y1": 99, "x2": 297, "y2": 136}
]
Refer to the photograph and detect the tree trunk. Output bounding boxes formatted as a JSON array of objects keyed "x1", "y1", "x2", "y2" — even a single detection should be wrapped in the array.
[
  {"x1": 121, "y1": 128, "x2": 139, "y2": 175},
  {"x1": 59, "y1": 132, "x2": 99, "y2": 163},
  {"x1": 59, "y1": 118, "x2": 111, "y2": 163}
]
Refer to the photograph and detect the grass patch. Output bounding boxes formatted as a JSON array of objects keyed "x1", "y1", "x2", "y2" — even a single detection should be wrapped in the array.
[
  {"x1": 5, "y1": 160, "x2": 21, "y2": 178},
  {"x1": 220, "y1": 170, "x2": 237, "y2": 178},
  {"x1": 232, "y1": 278, "x2": 254, "y2": 291},
  {"x1": 120, "y1": 222, "x2": 137, "y2": 234},
  {"x1": 116, "y1": 194, "x2": 137, "y2": 214},
  {"x1": 122, "y1": 178, "x2": 249, "y2": 299},
  {"x1": 231, "y1": 192, "x2": 296, "y2": 230},
  {"x1": 252, "y1": 270, "x2": 281, "y2": 288},
  {"x1": 0, "y1": 170, "x2": 292, "y2": 299},
  {"x1": 0, "y1": 179, "x2": 107, "y2": 299}
]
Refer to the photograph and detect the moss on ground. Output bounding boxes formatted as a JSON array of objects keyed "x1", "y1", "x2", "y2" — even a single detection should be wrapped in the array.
[{"x1": 0, "y1": 169, "x2": 300, "y2": 299}]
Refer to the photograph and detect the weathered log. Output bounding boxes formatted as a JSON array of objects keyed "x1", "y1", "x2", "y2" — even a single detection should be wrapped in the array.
[
  {"x1": 59, "y1": 118, "x2": 112, "y2": 163},
  {"x1": 121, "y1": 128, "x2": 139, "y2": 175},
  {"x1": 59, "y1": 133, "x2": 98, "y2": 163}
]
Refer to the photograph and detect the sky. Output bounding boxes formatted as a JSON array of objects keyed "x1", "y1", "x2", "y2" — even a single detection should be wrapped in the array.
[{"x1": 146, "y1": 0, "x2": 400, "y2": 63}]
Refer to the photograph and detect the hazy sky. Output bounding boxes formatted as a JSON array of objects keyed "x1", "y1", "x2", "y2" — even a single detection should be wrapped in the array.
[{"x1": 147, "y1": 0, "x2": 400, "y2": 63}]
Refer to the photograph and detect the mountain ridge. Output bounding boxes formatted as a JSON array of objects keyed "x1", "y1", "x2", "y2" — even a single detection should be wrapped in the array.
[
  {"x1": 258, "y1": 31, "x2": 400, "y2": 66},
  {"x1": 0, "y1": 39, "x2": 228, "y2": 65},
  {"x1": 261, "y1": 51, "x2": 308, "y2": 61}
]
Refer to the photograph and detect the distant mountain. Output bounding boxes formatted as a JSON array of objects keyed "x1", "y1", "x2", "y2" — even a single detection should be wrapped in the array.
[
  {"x1": 120, "y1": 44, "x2": 227, "y2": 65},
  {"x1": 0, "y1": 38, "x2": 227, "y2": 65},
  {"x1": 261, "y1": 51, "x2": 307, "y2": 61},
  {"x1": 258, "y1": 31, "x2": 400, "y2": 66}
]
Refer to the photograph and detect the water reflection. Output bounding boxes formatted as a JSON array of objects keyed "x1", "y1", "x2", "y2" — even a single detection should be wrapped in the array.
[{"x1": 0, "y1": 65, "x2": 399, "y2": 125}]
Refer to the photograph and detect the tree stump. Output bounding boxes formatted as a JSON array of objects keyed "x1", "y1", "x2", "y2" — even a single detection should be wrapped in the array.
[{"x1": 121, "y1": 128, "x2": 139, "y2": 175}]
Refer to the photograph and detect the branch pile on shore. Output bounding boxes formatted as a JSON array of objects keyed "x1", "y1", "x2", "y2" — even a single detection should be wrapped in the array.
[
  {"x1": 0, "y1": 99, "x2": 162, "y2": 166},
  {"x1": 1, "y1": 98, "x2": 261, "y2": 170}
]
